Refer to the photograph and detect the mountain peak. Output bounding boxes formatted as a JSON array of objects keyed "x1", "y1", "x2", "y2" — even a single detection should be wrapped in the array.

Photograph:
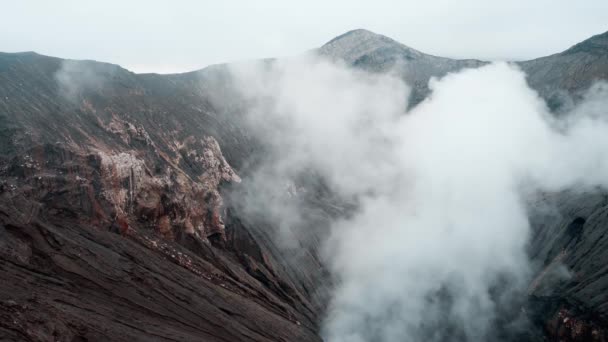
[
  {"x1": 319, "y1": 29, "x2": 424, "y2": 64},
  {"x1": 324, "y1": 29, "x2": 388, "y2": 45}
]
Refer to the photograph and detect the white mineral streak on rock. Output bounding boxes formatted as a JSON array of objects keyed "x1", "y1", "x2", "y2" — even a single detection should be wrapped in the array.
[
  {"x1": 200, "y1": 136, "x2": 241, "y2": 185},
  {"x1": 97, "y1": 150, "x2": 146, "y2": 213}
]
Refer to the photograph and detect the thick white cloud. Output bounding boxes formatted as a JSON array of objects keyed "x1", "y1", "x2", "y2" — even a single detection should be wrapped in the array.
[
  {"x1": 1, "y1": 0, "x2": 607, "y2": 73},
  {"x1": 227, "y1": 56, "x2": 608, "y2": 341}
]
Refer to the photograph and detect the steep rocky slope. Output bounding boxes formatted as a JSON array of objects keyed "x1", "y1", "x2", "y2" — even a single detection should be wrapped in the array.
[
  {"x1": 0, "y1": 52, "x2": 329, "y2": 341},
  {"x1": 0, "y1": 29, "x2": 607, "y2": 341},
  {"x1": 526, "y1": 191, "x2": 608, "y2": 341},
  {"x1": 519, "y1": 31, "x2": 608, "y2": 111}
]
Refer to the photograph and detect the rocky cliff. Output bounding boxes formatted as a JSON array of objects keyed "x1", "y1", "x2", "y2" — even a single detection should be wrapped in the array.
[{"x1": 0, "y1": 51, "x2": 326, "y2": 341}]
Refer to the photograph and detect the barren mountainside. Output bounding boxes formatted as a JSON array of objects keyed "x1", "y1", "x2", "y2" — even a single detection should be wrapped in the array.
[{"x1": 1, "y1": 29, "x2": 608, "y2": 341}]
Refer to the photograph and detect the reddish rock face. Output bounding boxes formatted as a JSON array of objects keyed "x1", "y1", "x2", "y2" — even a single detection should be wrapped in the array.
[
  {"x1": 544, "y1": 308, "x2": 607, "y2": 342},
  {"x1": 93, "y1": 134, "x2": 241, "y2": 242},
  {"x1": 3, "y1": 132, "x2": 241, "y2": 243}
]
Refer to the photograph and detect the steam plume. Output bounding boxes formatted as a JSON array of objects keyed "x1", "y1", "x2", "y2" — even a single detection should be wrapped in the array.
[{"x1": 227, "y1": 55, "x2": 608, "y2": 341}]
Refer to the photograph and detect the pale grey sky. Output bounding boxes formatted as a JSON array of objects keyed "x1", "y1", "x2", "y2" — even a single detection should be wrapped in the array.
[{"x1": 1, "y1": 0, "x2": 607, "y2": 73}]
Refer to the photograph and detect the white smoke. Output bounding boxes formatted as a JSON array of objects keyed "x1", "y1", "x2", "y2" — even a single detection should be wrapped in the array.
[
  {"x1": 55, "y1": 60, "x2": 115, "y2": 103},
  {"x1": 227, "y1": 56, "x2": 608, "y2": 341}
]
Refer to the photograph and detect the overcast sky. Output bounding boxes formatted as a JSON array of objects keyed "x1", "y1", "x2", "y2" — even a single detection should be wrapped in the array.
[{"x1": 2, "y1": 1, "x2": 607, "y2": 74}]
